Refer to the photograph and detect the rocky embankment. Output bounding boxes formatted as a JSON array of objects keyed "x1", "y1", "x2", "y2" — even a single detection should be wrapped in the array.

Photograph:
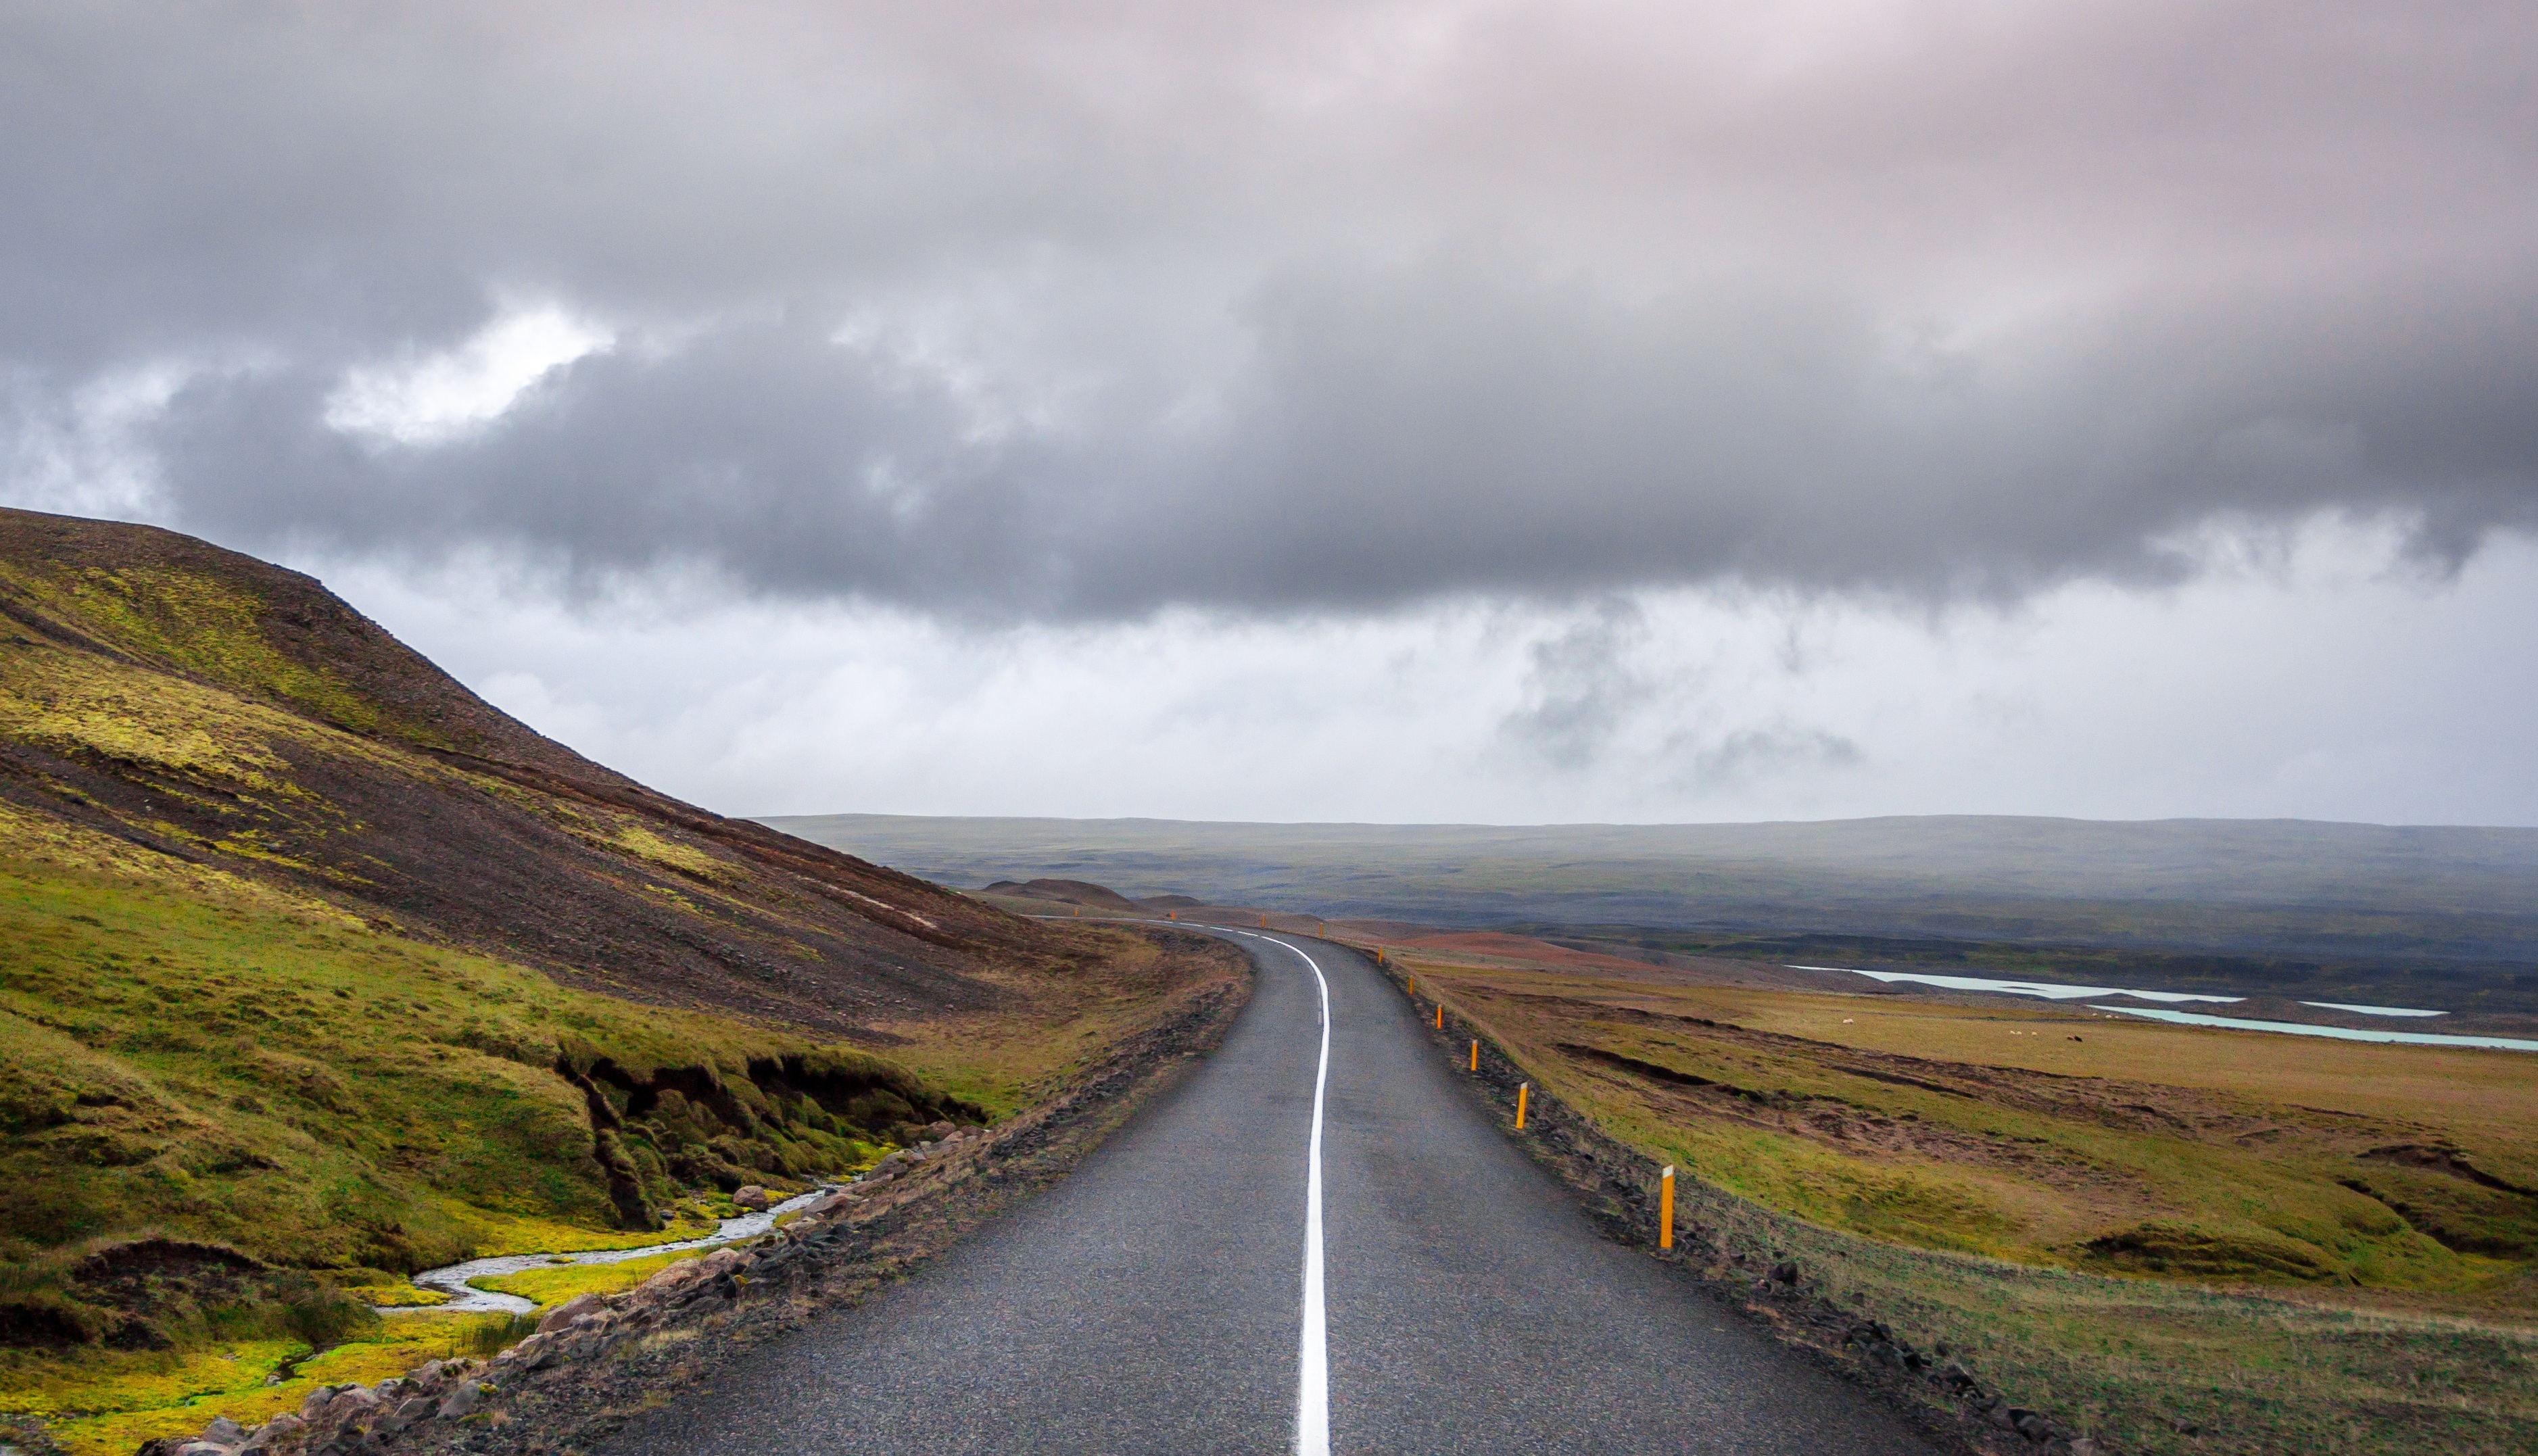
[{"x1": 135, "y1": 978, "x2": 1245, "y2": 1456}]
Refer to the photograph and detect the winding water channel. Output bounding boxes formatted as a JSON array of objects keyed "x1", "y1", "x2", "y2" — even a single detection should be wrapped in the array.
[{"x1": 387, "y1": 1186, "x2": 840, "y2": 1315}]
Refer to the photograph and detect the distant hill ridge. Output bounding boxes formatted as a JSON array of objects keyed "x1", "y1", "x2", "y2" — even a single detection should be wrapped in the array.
[
  {"x1": 767, "y1": 812, "x2": 2538, "y2": 974},
  {"x1": 983, "y1": 878, "x2": 1202, "y2": 912}
]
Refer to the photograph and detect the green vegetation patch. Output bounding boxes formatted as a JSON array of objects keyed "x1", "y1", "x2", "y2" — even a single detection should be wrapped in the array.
[
  {"x1": 0, "y1": 558, "x2": 398, "y2": 742},
  {"x1": 4, "y1": 1311, "x2": 506, "y2": 1456},
  {"x1": 2084, "y1": 1221, "x2": 2342, "y2": 1281},
  {"x1": 0, "y1": 849, "x2": 967, "y2": 1382},
  {"x1": 1739, "y1": 1194, "x2": 2538, "y2": 1456},
  {"x1": 469, "y1": 1248, "x2": 705, "y2": 1313},
  {"x1": 0, "y1": 857, "x2": 942, "y2": 1263},
  {"x1": 609, "y1": 825, "x2": 727, "y2": 881}
]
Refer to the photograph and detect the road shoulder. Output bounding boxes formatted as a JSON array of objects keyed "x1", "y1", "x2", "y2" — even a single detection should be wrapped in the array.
[{"x1": 358, "y1": 962, "x2": 1251, "y2": 1456}]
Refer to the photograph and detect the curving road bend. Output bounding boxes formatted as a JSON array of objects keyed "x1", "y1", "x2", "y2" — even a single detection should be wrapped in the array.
[{"x1": 600, "y1": 932, "x2": 1939, "y2": 1456}]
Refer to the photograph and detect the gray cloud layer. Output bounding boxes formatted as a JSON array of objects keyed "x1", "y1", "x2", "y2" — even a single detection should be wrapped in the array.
[{"x1": 5, "y1": 1, "x2": 2534, "y2": 617}]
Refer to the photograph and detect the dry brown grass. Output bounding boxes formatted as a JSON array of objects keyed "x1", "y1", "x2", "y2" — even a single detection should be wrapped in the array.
[
  {"x1": 1372, "y1": 943, "x2": 2538, "y2": 1454},
  {"x1": 871, "y1": 924, "x2": 1249, "y2": 1118}
]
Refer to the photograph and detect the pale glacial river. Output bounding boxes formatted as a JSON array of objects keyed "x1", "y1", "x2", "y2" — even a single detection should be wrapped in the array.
[
  {"x1": 2086, "y1": 1004, "x2": 2538, "y2": 1052},
  {"x1": 386, "y1": 1185, "x2": 839, "y2": 1315},
  {"x1": 1790, "y1": 966, "x2": 2244, "y2": 1003},
  {"x1": 1797, "y1": 965, "x2": 2535, "y2": 1054}
]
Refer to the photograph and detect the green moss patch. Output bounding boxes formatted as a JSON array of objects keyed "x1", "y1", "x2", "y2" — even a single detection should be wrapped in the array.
[
  {"x1": 469, "y1": 1248, "x2": 707, "y2": 1313},
  {"x1": 4, "y1": 1313, "x2": 504, "y2": 1456}
]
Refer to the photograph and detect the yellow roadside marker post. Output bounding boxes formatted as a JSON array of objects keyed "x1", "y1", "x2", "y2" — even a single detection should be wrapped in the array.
[
  {"x1": 1169, "y1": 910, "x2": 1178, "y2": 921},
  {"x1": 1260, "y1": 913, "x2": 1268, "y2": 927},
  {"x1": 1435, "y1": 1003, "x2": 1444, "y2": 1030},
  {"x1": 1514, "y1": 1083, "x2": 1529, "y2": 1130},
  {"x1": 1659, "y1": 1165, "x2": 1675, "y2": 1250},
  {"x1": 1318, "y1": 920, "x2": 1326, "y2": 936},
  {"x1": 1468, "y1": 1040, "x2": 1479, "y2": 1071}
]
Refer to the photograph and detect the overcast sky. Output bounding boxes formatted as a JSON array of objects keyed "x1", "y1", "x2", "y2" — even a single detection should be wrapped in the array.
[{"x1": 5, "y1": 1, "x2": 2533, "y2": 825}]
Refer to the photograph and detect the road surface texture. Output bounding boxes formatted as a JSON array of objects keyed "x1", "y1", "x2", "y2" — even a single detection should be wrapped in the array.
[{"x1": 601, "y1": 932, "x2": 1942, "y2": 1455}]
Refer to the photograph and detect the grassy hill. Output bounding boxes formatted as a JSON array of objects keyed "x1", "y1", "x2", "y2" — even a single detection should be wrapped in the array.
[
  {"x1": 0, "y1": 514, "x2": 1088, "y2": 1038},
  {"x1": 0, "y1": 508, "x2": 1228, "y2": 1418}
]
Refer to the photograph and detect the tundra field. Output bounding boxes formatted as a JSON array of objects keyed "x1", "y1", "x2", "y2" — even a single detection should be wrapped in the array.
[{"x1": 1384, "y1": 936, "x2": 2538, "y2": 1456}]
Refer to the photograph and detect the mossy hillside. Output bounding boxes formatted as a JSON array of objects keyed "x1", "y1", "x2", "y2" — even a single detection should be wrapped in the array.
[
  {"x1": 0, "y1": 625, "x2": 762, "y2": 927},
  {"x1": 0, "y1": 853, "x2": 947, "y2": 1283},
  {"x1": 2, "y1": 1311, "x2": 508, "y2": 1456},
  {"x1": 0, "y1": 510, "x2": 1228, "y2": 1451},
  {"x1": 0, "y1": 556, "x2": 409, "y2": 745},
  {"x1": 1, "y1": 552, "x2": 1059, "y2": 1047},
  {"x1": 0, "y1": 630, "x2": 504, "y2": 898},
  {"x1": 0, "y1": 635, "x2": 307, "y2": 799},
  {"x1": 0, "y1": 629, "x2": 919, "y2": 1026}
]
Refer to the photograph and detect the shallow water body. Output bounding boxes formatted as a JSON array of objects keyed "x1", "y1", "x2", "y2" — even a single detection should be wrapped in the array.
[
  {"x1": 387, "y1": 1186, "x2": 838, "y2": 1315},
  {"x1": 1790, "y1": 966, "x2": 2244, "y2": 1004},
  {"x1": 2298, "y1": 1001, "x2": 2448, "y2": 1017},
  {"x1": 1790, "y1": 964, "x2": 2531, "y2": 1053},
  {"x1": 2088, "y1": 1004, "x2": 2538, "y2": 1052}
]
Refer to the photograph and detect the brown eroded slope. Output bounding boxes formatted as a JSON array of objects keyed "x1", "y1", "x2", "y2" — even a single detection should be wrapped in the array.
[{"x1": 0, "y1": 506, "x2": 1092, "y2": 1037}]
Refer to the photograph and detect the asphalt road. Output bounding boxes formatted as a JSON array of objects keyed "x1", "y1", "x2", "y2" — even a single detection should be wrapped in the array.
[{"x1": 601, "y1": 931, "x2": 1941, "y2": 1455}]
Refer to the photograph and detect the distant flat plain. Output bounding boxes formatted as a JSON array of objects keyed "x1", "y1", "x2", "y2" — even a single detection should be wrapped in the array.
[{"x1": 762, "y1": 814, "x2": 2538, "y2": 1015}]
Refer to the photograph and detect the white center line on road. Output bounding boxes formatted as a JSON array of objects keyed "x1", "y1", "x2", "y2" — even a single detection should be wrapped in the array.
[
  {"x1": 1293, "y1": 939, "x2": 1333, "y2": 1456},
  {"x1": 1099, "y1": 919, "x2": 1335, "y2": 1453},
  {"x1": 1225, "y1": 929, "x2": 1333, "y2": 1456}
]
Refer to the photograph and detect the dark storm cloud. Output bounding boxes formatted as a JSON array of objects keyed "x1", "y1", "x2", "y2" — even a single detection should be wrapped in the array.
[{"x1": 5, "y1": 1, "x2": 2535, "y2": 617}]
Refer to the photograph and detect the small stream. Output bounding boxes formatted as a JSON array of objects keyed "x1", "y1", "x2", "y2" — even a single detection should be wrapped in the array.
[{"x1": 385, "y1": 1186, "x2": 840, "y2": 1315}]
